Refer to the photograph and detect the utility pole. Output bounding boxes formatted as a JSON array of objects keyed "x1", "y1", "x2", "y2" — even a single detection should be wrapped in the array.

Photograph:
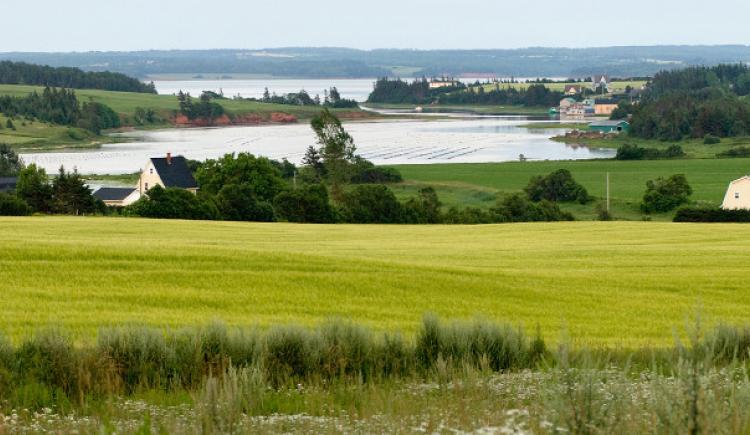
[{"x1": 606, "y1": 172, "x2": 611, "y2": 212}]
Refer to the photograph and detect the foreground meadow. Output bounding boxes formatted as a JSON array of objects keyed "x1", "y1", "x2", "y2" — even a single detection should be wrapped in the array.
[{"x1": 1, "y1": 217, "x2": 750, "y2": 346}]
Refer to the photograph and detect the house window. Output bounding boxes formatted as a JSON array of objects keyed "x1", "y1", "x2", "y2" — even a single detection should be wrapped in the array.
[
  {"x1": 149, "y1": 168, "x2": 153, "y2": 174},
  {"x1": 145, "y1": 183, "x2": 149, "y2": 190},
  {"x1": 736, "y1": 192, "x2": 741, "y2": 199}
]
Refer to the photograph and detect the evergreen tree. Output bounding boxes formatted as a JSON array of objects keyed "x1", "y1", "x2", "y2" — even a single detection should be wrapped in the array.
[{"x1": 16, "y1": 164, "x2": 53, "y2": 213}]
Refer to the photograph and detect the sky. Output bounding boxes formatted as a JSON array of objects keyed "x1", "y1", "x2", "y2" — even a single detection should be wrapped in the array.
[{"x1": 3, "y1": 0, "x2": 750, "y2": 52}]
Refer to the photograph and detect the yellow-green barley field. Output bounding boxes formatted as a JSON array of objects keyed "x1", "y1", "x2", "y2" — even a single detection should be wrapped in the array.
[{"x1": 1, "y1": 217, "x2": 749, "y2": 346}]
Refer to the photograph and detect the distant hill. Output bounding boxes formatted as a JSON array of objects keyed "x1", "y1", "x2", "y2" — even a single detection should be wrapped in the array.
[{"x1": 1, "y1": 46, "x2": 750, "y2": 79}]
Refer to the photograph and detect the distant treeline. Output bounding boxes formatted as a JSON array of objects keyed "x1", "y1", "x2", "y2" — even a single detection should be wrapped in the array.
[
  {"x1": 0, "y1": 61, "x2": 155, "y2": 93},
  {"x1": 367, "y1": 78, "x2": 466, "y2": 104},
  {"x1": 0, "y1": 87, "x2": 120, "y2": 134},
  {"x1": 260, "y1": 87, "x2": 358, "y2": 108},
  {"x1": 367, "y1": 78, "x2": 563, "y2": 107},
  {"x1": 437, "y1": 83, "x2": 564, "y2": 107},
  {"x1": 617, "y1": 64, "x2": 750, "y2": 140}
]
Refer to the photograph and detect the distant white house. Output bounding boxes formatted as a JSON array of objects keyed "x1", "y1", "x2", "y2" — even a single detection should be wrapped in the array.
[
  {"x1": 591, "y1": 74, "x2": 610, "y2": 91},
  {"x1": 722, "y1": 176, "x2": 750, "y2": 210},
  {"x1": 138, "y1": 153, "x2": 199, "y2": 195},
  {"x1": 93, "y1": 153, "x2": 199, "y2": 208}
]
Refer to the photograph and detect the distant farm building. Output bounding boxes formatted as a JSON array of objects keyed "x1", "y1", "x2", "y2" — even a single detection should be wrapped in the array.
[
  {"x1": 564, "y1": 85, "x2": 582, "y2": 95},
  {"x1": 428, "y1": 79, "x2": 460, "y2": 89},
  {"x1": 589, "y1": 120, "x2": 630, "y2": 134},
  {"x1": 594, "y1": 98, "x2": 619, "y2": 116},
  {"x1": 0, "y1": 177, "x2": 17, "y2": 193},
  {"x1": 139, "y1": 153, "x2": 199, "y2": 195},
  {"x1": 93, "y1": 187, "x2": 140, "y2": 207},
  {"x1": 559, "y1": 97, "x2": 577, "y2": 111},
  {"x1": 591, "y1": 74, "x2": 610, "y2": 91},
  {"x1": 722, "y1": 176, "x2": 750, "y2": 210}
]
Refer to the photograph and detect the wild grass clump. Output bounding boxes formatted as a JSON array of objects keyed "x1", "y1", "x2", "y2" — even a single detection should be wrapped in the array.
[{"x1": 416, "y1": 314, "x2": 546, "y2": 372}]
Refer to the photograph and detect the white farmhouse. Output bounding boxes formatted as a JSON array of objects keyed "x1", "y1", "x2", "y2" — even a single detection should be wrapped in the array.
[
  {"x1": 138, "y1": 153, "x2": 199, "y2": 195},
  {"x1": 721, "y1": 176, "x2": 750, "y2": 210}
]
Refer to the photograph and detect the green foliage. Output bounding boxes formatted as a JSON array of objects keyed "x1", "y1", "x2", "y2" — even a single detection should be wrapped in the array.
[
  {"x1": 50, "y1": 166, "x2": 99, "y2": 215},
  {"x1": 492, "y1": 193, "x2": 574, "y2": 222},
  {"x1": 524, "y1": 169, "x2": 590, "y2": 204},
  {"x1": 177, "y1": 91, "x2": 225, "y2": 123},
  {"x1": 641, "y1": 174, "x2": 693, "y2": 213},
  {"x1": 127, "y1": 186, "x2": 219, "y2": 220},
  {"x1": 16, "y1": 164, "x2": 52, "y2": 213},
  {"x1": 716, "y1": 146, "x2": 750, "y2": 158},
  {"x1": 704, "y1": 134, "x2": 721, "y2": 144},
  {"x1": 0, "y1": 60, "x2": 156, "y2": 93},
  {"x1": 273, "y1": 184, "x2": 337, "y2": 223},
  {"x1": 0, "y1": 193, "x2": 30, "y2": 216},
  {"x1": 401, "y1": 187, "x2": 442, "y2": 224},
  {"x1": 310, "y1": 109, "x2": 358, "y2": 195},
  {"x1": 6, "y1": 119, "x2": 15, "y2": 130},
  {"x1": 674, "y1": 207, "x2": 750, "y2": 222},
  {"x1": 341, "y1": 184, "x2": 403, "y2": 224},
  {"x1": 615, "y1": 144, "x2": 685, "y2": 160},
  {"x1": 195, "y1": 152, "x2": 287, "y2": 202},
  {"x1": 439, "y1": 83, "x2": 564, "y2": 107},
  {"x1": 216, "y1": 184, "x2": 275, "y2": 222},
  {"x1": 0, "y1": 87, "x2": 121, "y2": 133},
  {"x1": 0, "y1": 143, "x2": 23, "y2": 176}
]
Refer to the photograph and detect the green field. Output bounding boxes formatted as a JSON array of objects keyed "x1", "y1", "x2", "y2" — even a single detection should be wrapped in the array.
[
  {"x1": 0, "y1": 113, "x2": 106, "y2": 148},
  {"x1": 391, "y1": 159, "x2": 749, "y2": 220},
  {"x1": 2, "y1": 217, "x2": 750, "y2": 346},
  {"x1": 0, "y1": 84, "x2": 364, "y2": 120},
  {"x1": 472, "y1": 80, "x2": 648, "y2": 94}
]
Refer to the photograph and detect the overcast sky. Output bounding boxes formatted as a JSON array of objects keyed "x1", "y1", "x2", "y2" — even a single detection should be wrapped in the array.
[{"x1": 3, "y1": 0, "x2": 750, "y2": 52}]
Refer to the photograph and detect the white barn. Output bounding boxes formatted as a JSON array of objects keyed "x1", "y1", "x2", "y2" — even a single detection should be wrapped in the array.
[{"x1": 722, "y1": 176, "x2": 750, "y2": 210}]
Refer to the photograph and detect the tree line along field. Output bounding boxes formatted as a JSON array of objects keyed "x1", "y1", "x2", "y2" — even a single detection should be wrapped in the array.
[
  {"x1": 0, "y1": 84, "x2": 366, "y2": 124},
  {"x1": 390, "y1": 158, "x2": 750, "y2": 220},
  {"x1": 2, "y1": 216, "x2": 750, "y2": 347}
]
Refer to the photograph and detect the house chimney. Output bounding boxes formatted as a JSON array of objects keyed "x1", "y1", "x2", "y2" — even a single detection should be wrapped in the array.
[{"x1": 166, "y1": 152, "x2": 172, "y2": 165}]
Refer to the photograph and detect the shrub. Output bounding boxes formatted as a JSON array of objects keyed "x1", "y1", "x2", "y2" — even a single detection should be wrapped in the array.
[
  {"x1": 641, "y1": 174, "x2": 693, "y2": 213},
  {"x1": 615, "y1": 144, "x2": 685, "y2": 160},
  {"x1": 126, "y1": 186, "x2": 220, "y2": 220},
  {"x1": 524, "y1": 169, "x2": 590, "y2": 204},
  {"x1": 215, "y1": 183, "x2": 275, "y2": 222},
  {"x1": 717, "y1": 146, "x2": 750, "y2": 158},
  {"x1": 0, "y1": 192, "x2": 30, "y2": 216},
  {"x1": 351, "y1": 167, "x2": 403, "y2": 184},
  {"x1": 273, "y1": 184, "x2": 337, "y2": 223},
  {"x1": 674, "y1": 206, "x2": 750, "y2": 222},
  {"x1": 401, "y1": 187, "x2": 442, "y2": 224},
  {"x1": 493, "y1": 193, "x2": 574, "y2": 222},
  {"x1": 704, "y1": 134, "x2": 722, "y2": 144},
  {"x1": 340, "y1": 184, "x2": 402, "y2": 223}
]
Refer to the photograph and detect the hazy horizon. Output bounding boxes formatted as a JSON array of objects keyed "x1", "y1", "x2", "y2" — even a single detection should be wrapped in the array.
[{"x1": 4, "y1": 0, "x2": 750, "y2": 52}]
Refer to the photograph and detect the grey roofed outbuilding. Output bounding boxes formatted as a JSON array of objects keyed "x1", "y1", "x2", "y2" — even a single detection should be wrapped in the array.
[
  {"x1": 589, "y1": 120, "x2": 629, "y2": 127},
  {"x1": 0, "y1": 177, "x2": 17, "y2": 192},
  {"x1": 93, "y1": 187, "x2": 138, "y2": 201},
  {"x1": 150, "y1": 156, "x2": 198, "y2": 189}
]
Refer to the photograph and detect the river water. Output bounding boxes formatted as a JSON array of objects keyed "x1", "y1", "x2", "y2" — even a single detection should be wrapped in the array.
[{"x1": 20, "y1": 115, "x2": 613, "y2": 175}]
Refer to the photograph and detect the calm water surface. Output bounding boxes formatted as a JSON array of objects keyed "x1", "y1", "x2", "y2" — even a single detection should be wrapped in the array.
[{"x1": 21, "y1": 116, "x2": 614, "y2": 175}]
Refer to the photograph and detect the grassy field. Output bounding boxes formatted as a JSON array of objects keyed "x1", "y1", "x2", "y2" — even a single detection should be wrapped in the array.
[
  {"x1": 390, "y1": 159, "x2": 750, "y2": 220},
  {"x1": 0, "y1": 84, "x2": 366, "y2": 121},
  {"x1": 2, "y1": 217, "x2": 750, "y2": 346},
  {"x1": 362, "y1": 102, "x2": 551, "y2": 115},
  {"x1": 0, "y1": 113, "x2": 107, "y2": 148},
  {"x1": 472, "y1": 80, "x2": 648, "y2": 94}
]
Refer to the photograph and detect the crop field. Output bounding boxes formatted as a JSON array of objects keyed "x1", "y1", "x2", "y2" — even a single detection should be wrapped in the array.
[
  {"x1": 2, "y1": 217, "x2": 750, "y2": 346},
  {"x1": 391, "y1": 159, "x2": 750, "y2": 219}
]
